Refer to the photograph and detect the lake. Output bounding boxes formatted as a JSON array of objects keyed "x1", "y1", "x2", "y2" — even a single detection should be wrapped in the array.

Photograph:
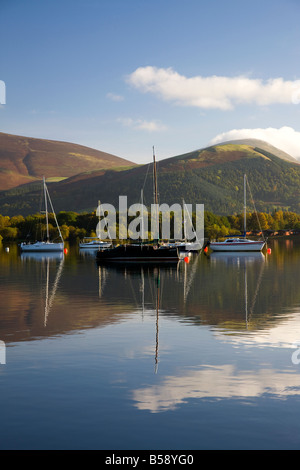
[{"x1": 1, "y1": 238, "x2": 300, "y2": 450}]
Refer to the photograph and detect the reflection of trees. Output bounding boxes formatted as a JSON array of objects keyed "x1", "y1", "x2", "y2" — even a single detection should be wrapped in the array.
[
  {"x1": 192, "y1": 246, "x2": 300, "y2": 332},
  {"x1": 3, "y1": 240, "x2": 300, "y2": 343},
  {"x1": 183, "y1": 254, "x2": 267, "y2": 330},
  {"x1": 96, "y1": 250, "x2": 300, "y2": 334}
]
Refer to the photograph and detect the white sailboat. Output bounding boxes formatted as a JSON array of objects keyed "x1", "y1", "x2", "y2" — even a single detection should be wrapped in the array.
[
  {"x1": 209, "y1": 175, "x2": 266, "y2": 252},
  {"x1": 20, "y1": 177, "x2": 64, "y2": 253},
  {"x1": 79, "y1": 238, "x2": 112, "y2": 249},
  {"x1": 79, "y1": 201, "x2": 112, "y2": 250},
  {"x1": 179, "y1": 199, "x2": 202, "y2": 251}
]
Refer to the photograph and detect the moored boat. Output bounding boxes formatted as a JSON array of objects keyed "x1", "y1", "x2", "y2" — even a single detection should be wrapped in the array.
[
  {"x1": 96, "y1": 148, "x2": 180, "y2": 263},
  {"x1": 208, "y1": 175, "x2": 266, "y2": 253},
  {"x1": 163, "y1": 240, "x2": 202, "y2": 252},
  {"x1": 20, "y1": 177, "x2": 64, "y2": 253},
  {"x1": 96, "y1": 243, "x2": 180, "y2": 262},
  {"x1": 20, "y1": 240, "x2": 64, "y2": 252},
  {"x1": 79, "y1": 237, "x2": 111, "y2": 249},
  {"x1": 209, "y1": 238, "x2": 265, "y2": 252},
  {"x1": 79, "y1": 201, "x2": 112, "y2": 250}
]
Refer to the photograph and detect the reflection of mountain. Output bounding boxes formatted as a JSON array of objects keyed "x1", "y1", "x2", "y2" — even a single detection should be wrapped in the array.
[
  {"x1": 2, "y1": 241, "x2": 300, "y2": 344},
  {"x1": 0, "y1": 252, "x2": 185, "y2": 343}
]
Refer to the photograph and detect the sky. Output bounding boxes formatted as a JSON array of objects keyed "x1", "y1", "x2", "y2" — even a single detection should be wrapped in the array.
[{"x1": 1, "y1": 0, "x2": 300, "y2": 164}]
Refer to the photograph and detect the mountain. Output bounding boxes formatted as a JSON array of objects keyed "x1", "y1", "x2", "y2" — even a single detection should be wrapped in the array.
[
  {"x1": 215, "y1": 138, "x2": 298, "y2": 163},
  {"x1": 1, "y1": 139, "x2": 300, "y2": 216},
  {"x1": 0, "y1": 132, "x2": 135, "y2": 190}
]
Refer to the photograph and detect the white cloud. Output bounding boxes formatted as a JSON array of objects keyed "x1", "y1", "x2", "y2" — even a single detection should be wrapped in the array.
[
  {"x1": 117, "y1": 117, "x2": 167, "y2": 132},
  {"x1": 127, "y1": 66, "x2": 300, "y2": 110},
  {"x1": 209, "y1": 126, "x2": 300, "y2": 158},
  {"x1": 106, "y1": 92, "x2": 124, "y2": 102},
  {"x1": 132, "y1": 365, "x2": 300, "y2": 412}
]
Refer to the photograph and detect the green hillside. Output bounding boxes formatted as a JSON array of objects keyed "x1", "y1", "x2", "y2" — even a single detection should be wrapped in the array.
[
  {"x1": 215, "y1": 138, "x2": 298, "y2": 163},
  {"x1": 0, "y1": 132, "x2": 135, "y2": 190},
  {"x1": 1, "y1": 141, "x2": 300, "y2": 216}
]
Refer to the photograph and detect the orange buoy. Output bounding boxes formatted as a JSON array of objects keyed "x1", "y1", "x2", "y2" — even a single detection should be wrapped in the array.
[{"x1": 204, "y1": 246, "x2": 208, "y2": 253}]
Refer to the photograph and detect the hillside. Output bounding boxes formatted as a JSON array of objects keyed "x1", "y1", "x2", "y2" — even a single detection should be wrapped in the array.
[
  {"x1": 0, "y1": 132, "x2": 135, "y2": 190},
  {"x1": 214, "y1": 138, "x2": 298, "y2": 163},
  {"x1": 2, "y1": 139, "x2": 300, "y2": 216}
]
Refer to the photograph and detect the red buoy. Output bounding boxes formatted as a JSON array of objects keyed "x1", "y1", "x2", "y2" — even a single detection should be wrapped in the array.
[
  {"x1": 184, "y1": 256, "x2": 189, "y2": 263},
  {"x1": 267, "y1": 248, "x2": 271, "y2": 254}
]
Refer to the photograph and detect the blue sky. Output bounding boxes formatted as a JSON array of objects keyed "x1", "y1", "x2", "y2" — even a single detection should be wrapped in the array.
[{"x1": 1, "y1": 0, "x2": 300, "y2": 164}]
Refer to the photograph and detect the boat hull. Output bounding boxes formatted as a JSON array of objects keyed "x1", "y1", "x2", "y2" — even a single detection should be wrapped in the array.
[
  {"x1": 96, "y1": 244, "x2": 180, "y2": 262},
  {"x1": 20, "y1": 242, "x2": 64, "y2": 252},
  {"x1": 79, "y1": 237, "x2": 111, "y2": 249},
  {"x1": 209, "y1": 240, "x2": 265, "y2": 252},
  {"x1": 165, "y1": 242, "x2": 202, "y2": 252},
  {"x1": 79, "y1": 243, "x2": 111, "y2": 249}
]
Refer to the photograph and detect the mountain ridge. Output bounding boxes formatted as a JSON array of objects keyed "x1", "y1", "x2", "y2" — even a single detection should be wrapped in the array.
[
  {"x1": 1, "y1": 135, "x2": 300, "y2": 216},
  {"x1": 213, "y1": 138, "x2": 298, "y2": 163},
  {"x1": 0, "y1": 132, "x2": 136, "y2": 190}
]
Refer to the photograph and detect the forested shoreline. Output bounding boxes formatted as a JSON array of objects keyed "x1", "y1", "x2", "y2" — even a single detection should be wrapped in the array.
[{"x1": 1, "y1": 208, "x2": 300, "y2": 243}]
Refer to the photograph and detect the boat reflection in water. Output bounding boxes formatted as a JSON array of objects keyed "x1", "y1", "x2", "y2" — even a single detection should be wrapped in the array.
[
  {"x1": 20, "y1": 252, "x2": 64, "y2": 262},
  {"x1": 20, "y1": 251, "x2": 64, "y2": 326},
  {"x1": 209, "y1": 251, "x2": 265, "y2": 265},
  {"x1": 4, "y1": 240, "x2": 300, "y2": 449},
  {"x1": 208, "y1": 251, "x2": 265, "y2": 332},
  {"x1": 98, "y1": 258, "x2": 194, "y2": 373}
]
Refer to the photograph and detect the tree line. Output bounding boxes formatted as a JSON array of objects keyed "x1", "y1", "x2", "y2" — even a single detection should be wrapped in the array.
[{"x1": 0, "y1": 209, "x2": 300, "y2": 243}]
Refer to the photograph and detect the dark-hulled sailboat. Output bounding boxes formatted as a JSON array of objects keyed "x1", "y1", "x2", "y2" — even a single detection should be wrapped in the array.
[{"x1": 96, "y1": 148, "x2": 180, "y2": 263}]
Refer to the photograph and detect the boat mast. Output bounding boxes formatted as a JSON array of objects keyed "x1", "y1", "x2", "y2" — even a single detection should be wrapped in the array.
[
  {"x1": 44, "y1": 179, "x2": 64, "y2": 243},
  {"x1": 153, "y1": 146, "x2": 159, "y2": 241},
  {"x1": 43, "y1": 176, "x2": 49, "y2": 242},
  {"x1": 182, "y1": 199, "x2": 186, "y2": 241},
  {"x1": 153, "y1": 146, "x2": 158, "y2": 206},
  {"x1": 141, "y1": 189, "x2": 144, "y2": 240},
  {"x1": 98, "y1": 200, "x2": 101, "y2": 240}
]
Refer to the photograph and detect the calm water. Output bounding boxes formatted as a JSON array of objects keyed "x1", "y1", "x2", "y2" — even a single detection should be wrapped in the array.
[{"x1": 1, "y1": 239, "x2": 300, "y2": 450}]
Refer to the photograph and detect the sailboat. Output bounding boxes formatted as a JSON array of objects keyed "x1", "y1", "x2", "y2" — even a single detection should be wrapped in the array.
[
  {"x1": 20, "y1": 177, "x2": 64, "y2": 253},
  {"x1": 163, "y1": 199, "x2": 202, "y2": 252},
  {"x1": 96, "y1": 148, "x2": 180, "y2": 262},
  {"x1": 79, "y1": 237, "x2": 111, "y2": 250},
  {"x1": 209, "y1": 175, "x2": 266, "y2": 252},
  {"x1": 79, "y1": 201, "x2": 112, "y2": 250}
]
